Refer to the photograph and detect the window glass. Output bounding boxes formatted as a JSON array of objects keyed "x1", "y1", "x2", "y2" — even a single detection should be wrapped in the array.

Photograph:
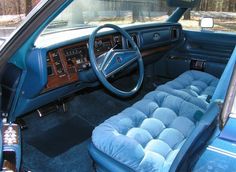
[
  {"x1": 43, "y1": 0, "x2": 170, "y2": 34},
  {"x1": 179, "y1": 0, "x2": 236, "y2": 32},
  {"x1": 0, "y1": 0, "x2": 41, "y2": 45}
]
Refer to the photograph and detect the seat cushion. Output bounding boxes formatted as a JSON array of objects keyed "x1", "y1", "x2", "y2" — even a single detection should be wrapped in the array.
[
  {"x1": 91, "y1": 91, "x2": 205, "y2": 172},
  {"x1": 156, "y1": 70, "x2": 219, "y2": 110}
]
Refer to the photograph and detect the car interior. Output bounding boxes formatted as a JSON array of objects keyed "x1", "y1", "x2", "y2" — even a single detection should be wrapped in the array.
[{"x1": 0, "y1": 0, "x2": 236, "y2": 172}]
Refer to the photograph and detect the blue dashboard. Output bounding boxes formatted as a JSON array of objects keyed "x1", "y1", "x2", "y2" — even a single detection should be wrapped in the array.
[{"x1": 7, "y1": 22, "x2": 183, "y2": 120}]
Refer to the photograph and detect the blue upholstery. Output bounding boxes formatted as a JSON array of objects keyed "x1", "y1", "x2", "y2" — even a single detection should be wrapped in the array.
[
  {"x1": 91, "y1": 91, "x2": 205, "y2": 171},
  {"x1": 170, "y1": 102, "x2": 220, "y2": 172},
  {"x1": 212, "y1": 46, "x2": 236, "y2": 101},
  {"x1": 157, "y1": 70, "x2": 219, "y2": 110},
  {"x1": 90, "y1": 70, "x2": 219, "y2": 172}
]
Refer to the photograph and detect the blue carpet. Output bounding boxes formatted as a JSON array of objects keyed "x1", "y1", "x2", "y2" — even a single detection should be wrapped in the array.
[{"x1": 27, "y1": 116, "x2": 93, "y2": 157}]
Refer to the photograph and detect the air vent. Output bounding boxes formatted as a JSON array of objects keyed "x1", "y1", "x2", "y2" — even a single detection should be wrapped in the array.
[
  {"x1": 127, "y1": 33, "x2": 139, "y2": 48},
  {"x1": 171, "y1": 27, "x2": 179, "y2": 41}
]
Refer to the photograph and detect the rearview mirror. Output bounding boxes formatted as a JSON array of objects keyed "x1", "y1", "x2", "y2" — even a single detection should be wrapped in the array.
[
  {"x1": 167, "y1": 0, "x2": 200, "y2": 8},
  {"x1": 200, "y1": 17, "x2": 214, "y2": 29}
]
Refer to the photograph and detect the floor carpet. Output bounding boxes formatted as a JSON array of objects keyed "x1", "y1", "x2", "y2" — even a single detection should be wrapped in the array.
[{"x1": 27, "y1": 116, "x2": 93, "y2": 157}]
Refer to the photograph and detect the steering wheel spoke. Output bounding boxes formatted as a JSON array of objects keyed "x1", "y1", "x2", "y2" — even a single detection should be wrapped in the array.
[{"x1": 101, "y1": 49, "x2": 139, "y2": 78}]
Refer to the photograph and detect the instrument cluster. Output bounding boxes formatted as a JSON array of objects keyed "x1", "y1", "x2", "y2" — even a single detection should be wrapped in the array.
[
  {"x1": 64, "y1": 45, "x2": 90, "y2": 72},
  {"x1": 44, "y1": 35, "x2": 122, "y2": 91}
]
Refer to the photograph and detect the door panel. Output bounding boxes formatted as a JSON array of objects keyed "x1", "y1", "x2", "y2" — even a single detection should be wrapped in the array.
[
  {"x1": 155, "y1": 30, "x2": 236, "y2": 79},
  {"x1": 185, "y1": 31, "x2": 235, "y2": 61},
  {"x1": 184, "y1": 30, "x2": 236, "y2": 77}
]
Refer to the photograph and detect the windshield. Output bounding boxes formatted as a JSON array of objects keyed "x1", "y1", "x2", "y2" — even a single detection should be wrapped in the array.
[{"x1": 44, "y1": 0, "x2": 170, "y2": 33}]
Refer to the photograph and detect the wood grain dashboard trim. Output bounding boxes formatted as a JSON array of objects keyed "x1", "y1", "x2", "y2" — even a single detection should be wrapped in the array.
[
  {"x1": 45, "y1": 49, "x2": 79, "y2": 92},
  {"x1": 141, "y1": 45, "x2": 173, "y2": 57}
]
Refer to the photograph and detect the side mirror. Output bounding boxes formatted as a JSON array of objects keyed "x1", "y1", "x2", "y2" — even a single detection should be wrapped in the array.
[{"x1": 200, "y1": 17, "x2": 214, "y2": 30}]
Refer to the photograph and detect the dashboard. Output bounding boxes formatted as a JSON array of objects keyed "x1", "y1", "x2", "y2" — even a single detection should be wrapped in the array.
[
  {"x1": 45, "y1": 35, "x2": 122, "y2": 91},
  {"x1": 43, "y1": 25, "x2": 182, "y2": 92},
  {"x1": 9, "y1": 23, "x2": 183, "y2": 118}
]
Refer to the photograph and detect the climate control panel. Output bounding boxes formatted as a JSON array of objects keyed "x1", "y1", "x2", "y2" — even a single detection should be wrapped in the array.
[{"x1": 45, "y1": 48, "x2": 78, "y2": 91}]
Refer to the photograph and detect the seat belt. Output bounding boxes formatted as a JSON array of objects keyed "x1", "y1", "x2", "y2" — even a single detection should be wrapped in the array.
[{"x1": 212, "y1": 46, "x2": 236, "y2": 101}]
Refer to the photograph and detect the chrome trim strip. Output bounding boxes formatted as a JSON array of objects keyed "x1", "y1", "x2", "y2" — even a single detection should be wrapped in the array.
[{"x1": 207, "y1": 145, "x2": 236, "y2": 159}]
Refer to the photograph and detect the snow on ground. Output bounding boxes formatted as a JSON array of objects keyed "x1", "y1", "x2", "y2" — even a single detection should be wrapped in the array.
[
  {"x1": 191, "y1": 11, "x2": 236, "y2": 19},
  {"x1": 0, "y1": 14, "x2": 25, "y2": 37},
  {"x1": 0, "y1": 14, "x2": 25, "y2": 23}
]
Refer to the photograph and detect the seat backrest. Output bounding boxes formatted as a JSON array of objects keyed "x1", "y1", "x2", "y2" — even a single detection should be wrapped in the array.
[{"x1": 212, "y1": 46, "x2": 236, "y2": 101}]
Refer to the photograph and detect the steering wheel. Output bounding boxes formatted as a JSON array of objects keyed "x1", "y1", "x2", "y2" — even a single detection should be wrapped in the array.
[{"x1": 88, "y1": 24, "x2": 144, "y2": 97}]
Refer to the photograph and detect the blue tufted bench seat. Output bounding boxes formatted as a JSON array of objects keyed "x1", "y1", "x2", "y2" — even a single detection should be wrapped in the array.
[
  {"x1": 157, "y1": 70, "x2": 219, "y2": 110},
  {"x1": 89, "y1": 71, "x2": 219, "y2": 172}
]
